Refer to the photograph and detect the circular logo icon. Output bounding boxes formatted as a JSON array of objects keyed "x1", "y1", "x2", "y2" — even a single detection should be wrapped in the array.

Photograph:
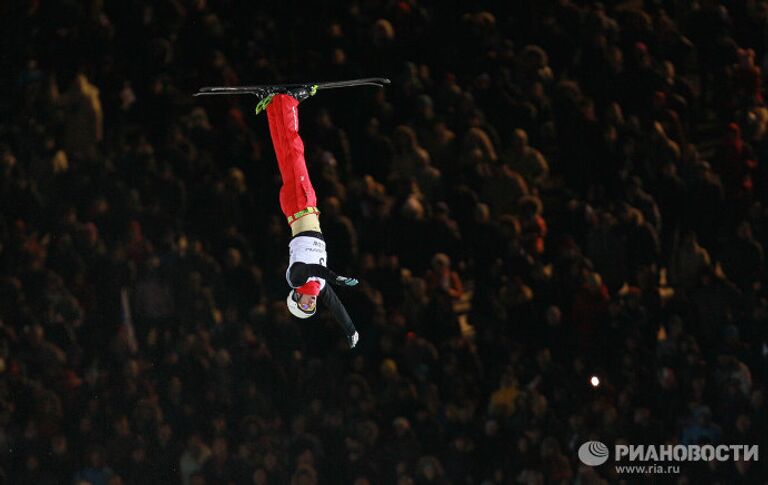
[{"x1": 578, "y1": 441, "x2": 610, "y2": 466}]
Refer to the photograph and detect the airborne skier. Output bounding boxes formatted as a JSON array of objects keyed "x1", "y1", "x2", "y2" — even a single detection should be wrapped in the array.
[
  {"x1": 196, "y1": 79, "x2": 389, "y2": 349},
  {"x1": 262, "y1": 87, "x2": 360, "y2": 349}
]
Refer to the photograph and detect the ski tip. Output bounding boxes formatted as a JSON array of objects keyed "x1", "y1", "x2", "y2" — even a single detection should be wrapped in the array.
[{"x1": 357, "y1": 77, "x2": 390, "y2": 87}]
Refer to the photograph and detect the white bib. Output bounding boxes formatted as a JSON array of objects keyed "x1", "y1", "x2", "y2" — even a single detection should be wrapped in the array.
[{"x1": 285, "y1": 236, "x2": 327, "y2": 290}]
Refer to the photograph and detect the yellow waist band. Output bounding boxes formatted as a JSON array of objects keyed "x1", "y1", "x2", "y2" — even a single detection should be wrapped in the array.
[{"x1": 290, "y1": 212, "x2": 321, "y2": 236}]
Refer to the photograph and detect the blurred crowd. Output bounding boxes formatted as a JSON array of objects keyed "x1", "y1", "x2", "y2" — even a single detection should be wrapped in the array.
[{"x1": 2, "y1": 0, "x2": 768, "y2": 483}]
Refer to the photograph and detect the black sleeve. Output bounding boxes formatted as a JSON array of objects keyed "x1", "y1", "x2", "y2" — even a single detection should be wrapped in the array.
[
  {"x1": 319, "y1": 284, "x2": 357, "y2": 337},
  {"x1": 288, "y1": 263, "x2": 339, "y2": 286}
]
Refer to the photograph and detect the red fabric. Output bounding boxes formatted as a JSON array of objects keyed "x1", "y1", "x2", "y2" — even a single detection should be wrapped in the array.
[
  {"x1": 298, "y1": 280, "x2": 321, "y2": 296},
  {"x1": 266, "y1": 94, "x2": 317, "y2": 221}
]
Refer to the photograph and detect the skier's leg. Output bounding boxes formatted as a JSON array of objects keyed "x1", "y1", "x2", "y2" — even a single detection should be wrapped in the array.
[{"x1": 266, "y1": 94, "x2": 321, "y2": 235}]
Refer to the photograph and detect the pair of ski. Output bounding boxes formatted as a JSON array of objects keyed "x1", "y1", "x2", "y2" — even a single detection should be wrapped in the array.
[{"x1": 194, "y1": 77, "x2": 390, "y2": 98}]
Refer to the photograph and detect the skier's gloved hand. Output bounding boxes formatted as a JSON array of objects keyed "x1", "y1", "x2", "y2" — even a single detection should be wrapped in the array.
[
  {"x1": 335, "y1": 275, "x2": 359, "y2": 287},
  {"x1": 347, "y1": 331, "x2": 359, "y2": 349}
]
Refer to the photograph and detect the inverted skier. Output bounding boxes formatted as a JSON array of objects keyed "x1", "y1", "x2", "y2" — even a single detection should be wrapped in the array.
[{"x1": 262, "y1": 87, "x2": 360, "y2": 349}]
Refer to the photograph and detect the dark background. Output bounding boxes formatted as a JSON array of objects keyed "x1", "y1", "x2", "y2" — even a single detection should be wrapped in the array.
[{"x1": 1, "y1": 0, "x2": 767, "y2": 483}]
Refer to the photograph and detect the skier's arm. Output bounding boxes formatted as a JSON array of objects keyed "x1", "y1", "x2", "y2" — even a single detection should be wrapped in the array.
[
  {"x1": 289, "y1": 263, "x2": 359, "y2": 286},
  {"x1": 319, "y1": 284, "x2": 357, "y2": 337},
  {"x1": 289, "y1": 263, "x2": 337, "y2": 283}
]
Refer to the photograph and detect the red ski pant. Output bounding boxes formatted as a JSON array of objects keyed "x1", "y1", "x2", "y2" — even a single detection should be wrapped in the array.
[{"x1": 266, "y1": 94, "x2": 319, "y2": 225}]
